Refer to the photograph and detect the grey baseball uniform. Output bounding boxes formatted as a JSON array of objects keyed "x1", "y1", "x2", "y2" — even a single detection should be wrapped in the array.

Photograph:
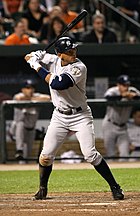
[
  {"x1": 10, "y1": 92, "x2": 40, "y2": 158},
  {"x1": 39, "y1": 53, "x2": 102, "y2": 165},
  {"x1": 25, "y1": 37, "x2": 124, "y2": 201},
  {"x1": 127, "y1": 121, "x2": 140, "y2": 159},
  {"x1": 102, "y1": 86, "x2": 140, "y2": 159}
]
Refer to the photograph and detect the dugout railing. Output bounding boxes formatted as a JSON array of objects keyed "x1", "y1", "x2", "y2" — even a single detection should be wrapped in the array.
[{"x1": 0, "y1": 99, "x2": 140, "y2": 163}]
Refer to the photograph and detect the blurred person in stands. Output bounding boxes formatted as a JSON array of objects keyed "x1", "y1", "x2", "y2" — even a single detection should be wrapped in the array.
[
  {"x1": 80, "y1": 12, "x2": 117, "y2": 43},
  {"x1": 127, "y1": 108, "x2": 140, "y2": 161},
  {"x1": 9, "y1": 79, "x2": 51, "y2": 163},
  {"x1": 40, "y1": 0, "x2": 56, "y2": 12},
  {"x1": 39, "y1": 6, "x2": 63, "y2": 44},
  {"x1": 58, "y1": 0, "x2": 83, "y2": 32},
  {"x1": 2, "y1": 0, "x2": 24, "y2": 19},
  {"x1": 119, "y1": 0, "x2": 140, "y2": 40},
  {"x1": 40, "y1": 16, "x2": 75, "y2": 44},
  {"x1": 21, "y1": 0, "x2": 48, "y2": 39},
  {"x1": 102, "y1": 75, "x2": 140, "y2": 161},
  {"x1": 4, "y1": 19, "x2": 30, "y2": 45},
  {"x1": 120, "y1": 0, "x2": 140, "y2": 22}
]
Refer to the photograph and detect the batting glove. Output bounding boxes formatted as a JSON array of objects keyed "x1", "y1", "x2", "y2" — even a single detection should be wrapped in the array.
[
  {"x1": 31, "y1": 50, "x2": 46, "y2": 61},
  {"x1": 26, "y1": 55, "x2": 41, "y2": 71}
]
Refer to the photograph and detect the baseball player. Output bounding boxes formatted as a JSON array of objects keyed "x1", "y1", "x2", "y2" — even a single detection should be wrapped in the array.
[
  {"x1": 102, "y1": 75, "x2": 140, "y2": 161},
  {"x1": 9, "y1": 79, "x2": 51, "y2": 162},
  {"x1": 127, "y1": 108, "x2": 140, "y2": 161},
  {"x1": 25, "y1": 36, "x2": 124, "y2": 200}
]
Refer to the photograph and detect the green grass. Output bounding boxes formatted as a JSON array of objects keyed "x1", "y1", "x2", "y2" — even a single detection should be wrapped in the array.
[{"x1": 0, "y1": 168, "x2": 140, "y2": 194}]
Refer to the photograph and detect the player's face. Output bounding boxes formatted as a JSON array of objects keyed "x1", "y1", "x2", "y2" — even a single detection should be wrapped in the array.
[
  {"x1": 58, "y1": 48, "x2": 77, "y2": 66},
  {"x1": 22, "y1": 86, "x2": 35, "y2": 98},
  {"x1": 133, "y1": 111, "x2": 140, "y2": 126},
  {"x1": 117, "y1": 83, "x2": 129, "y2": 93}
]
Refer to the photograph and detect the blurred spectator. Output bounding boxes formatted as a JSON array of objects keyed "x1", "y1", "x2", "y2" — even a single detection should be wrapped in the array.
[
  {"x1": 58, "y1": 0, "x2": 84, "y2": 32},
  {"x1": 40, "y1": 0, "x2": 56, "y2": 12},
  {"x1": 39, "y1": 5, "x2": 63, "y2": 43},
  {"x1": 2, "y1": 0, "x2": 24, "y2": 19},
  {"x1": 80, "y1": 12, "x2": 117, "y2": 43},
  {"x1": 40, "y1": 16, "x2": 75, "y2": 44},
  {"x1": 120, "y1": 0, "x2": 140, "y2": 22},
  {"x1": 0, "y1": 22, "x2": 5, "y2": 40},
  {"x1": 21, "y1": 0, "x2": 48, "y2": 39},
  {"x1": 102, "y1": 75, "x2": 140, "y2": 161},
  {"x1": 119, "y1": 0, "x2": 140, "y2": 40},
  {"x1": 9, "y1": 79, "x2": 51, "y2": 163},
  {"x1": 4, "y1": 19, "x2": 30, "y2": 45},
  {"x1": 127, "y1": 109, "x2": 140, "y2": 161}
]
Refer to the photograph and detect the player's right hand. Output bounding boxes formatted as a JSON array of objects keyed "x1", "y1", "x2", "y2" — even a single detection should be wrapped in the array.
[{"x1": 30, "y1": 50, "x2": 46, "y2": 61}]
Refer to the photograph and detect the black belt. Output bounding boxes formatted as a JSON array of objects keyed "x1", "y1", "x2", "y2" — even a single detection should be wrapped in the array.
[
  {"x1": 133, "y1": 147, "x2": 140, "y2": 151},
  {"x1": 108, "y1": 119, "x2": 126, "y2": 127},
  {"x1": 57, "y1": 107, "x2": 82, "y2": 115},
  {"x1": 24, "y1": 127, "x2": 35, "y2": 131}
]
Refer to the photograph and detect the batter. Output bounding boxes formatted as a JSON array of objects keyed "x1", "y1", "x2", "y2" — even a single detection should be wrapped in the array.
[{"x1": 25, "y1": 36, "x2": 124, "y2": 200}]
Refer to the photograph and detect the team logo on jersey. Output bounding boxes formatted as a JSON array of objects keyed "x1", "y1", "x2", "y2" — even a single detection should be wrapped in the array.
[{"x1": 71, "y1": 67, "x2": 81, "y2": 75}]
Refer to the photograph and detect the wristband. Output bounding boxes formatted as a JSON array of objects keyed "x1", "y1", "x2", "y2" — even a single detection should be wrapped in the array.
[
  {"x1": 33, "y1": 62, "x2": 42, "y2": 71},
  {"x1": 37, "y1": 67, "x2": 49, "y2": 80}
]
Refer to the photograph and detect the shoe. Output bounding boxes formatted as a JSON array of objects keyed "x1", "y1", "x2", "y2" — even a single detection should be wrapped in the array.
[
  {"x1": 15, "y1": 150, "x2": 24, "y2": 160},
  {"x1": 8, "y1": 130, "x2": 15, "y2": 141},
  {"x1": 111, "y1": 184, "x2": 124, "y2": 200},
  {"x1": 34, "y1": 187, "x2": 47, "y2": 200}
]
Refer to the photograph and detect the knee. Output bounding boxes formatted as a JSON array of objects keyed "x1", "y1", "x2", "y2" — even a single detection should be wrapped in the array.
[
  {"x1": 85, "y1": 151, "x2": 102, "y2": 166},
  {"x1": 39, "y1": 154, "x2": 54, "y2": 166}
]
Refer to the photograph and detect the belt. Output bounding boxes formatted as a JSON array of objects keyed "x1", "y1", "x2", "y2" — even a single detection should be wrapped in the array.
[
  {"x1": 108, "y1": 119, "x2": 126, "y2": 127},
  {"x1": 133, "y1": 147, "x2": 140, "y2": 151},
  {"x1": 24, "y1": 127, "x2": 35, "y2": 131},
  {"x1": 57, "y1": 107, "x2": 82, "y2": 115}
]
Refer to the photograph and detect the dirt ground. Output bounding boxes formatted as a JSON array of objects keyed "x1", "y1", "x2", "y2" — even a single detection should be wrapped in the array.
[
  {"x1": 0, "y1": 192, "x2": 140, "y2": 216},
  {"x1": 0, "y1": 162, "x2": 140, "y2": 216}
]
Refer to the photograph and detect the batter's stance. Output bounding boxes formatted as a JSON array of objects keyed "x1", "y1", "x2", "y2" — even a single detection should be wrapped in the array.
[{"x1": 25, "y1": 36, "x2": 124, "y2": 200}]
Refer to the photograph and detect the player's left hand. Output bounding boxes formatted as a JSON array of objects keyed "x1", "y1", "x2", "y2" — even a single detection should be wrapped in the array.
[{"x1": 24, "y1": 54, "x2": 40, "y2": 70}]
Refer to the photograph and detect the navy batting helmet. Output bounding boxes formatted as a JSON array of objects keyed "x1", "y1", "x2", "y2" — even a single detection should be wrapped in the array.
[
  {"x1": 22, "y1": 79, "x2": 35, "y2": 88},
  {"x1": 54, "y1": 37, "x2": 78, "y2": 53},
  {"x1": 117, "y1": 75, "x2": 130, "y2": 85}
]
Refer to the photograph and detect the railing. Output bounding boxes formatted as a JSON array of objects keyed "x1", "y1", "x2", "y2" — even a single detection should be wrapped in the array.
[{"x1": 0, "y1": 99, "x2": 140, "y2": 163}]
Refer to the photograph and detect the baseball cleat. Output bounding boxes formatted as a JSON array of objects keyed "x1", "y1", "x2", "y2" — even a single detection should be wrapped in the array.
[
  {"x1": 15, "y1": 150, "x2": 24, "y2": 160},
  {"x1": 34, "y1": 187, "x2": 47, "y2": 200},
  {"x1": 111, "y1": 184, "x2": 124, "y2": 200}
]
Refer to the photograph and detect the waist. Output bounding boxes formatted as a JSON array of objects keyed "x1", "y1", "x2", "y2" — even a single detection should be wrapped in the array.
[
  {"x1": 108, "y1": 119, "x2": 126, "y2": 127},
  {"x1": 133, "y1": 147, "x2": 140, "y2": 151},
  {"x1": 56, "y1": 107, "x2": 82, "y2": 115}
]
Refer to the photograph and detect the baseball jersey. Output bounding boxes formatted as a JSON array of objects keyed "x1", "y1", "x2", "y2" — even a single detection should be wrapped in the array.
[
  {"x1": 41, "y1": 53, "x2": 88, "y2": 111},
  {"x1": 104, "y1": 86, "x2": 140, "y2": 124},
  {"x1": 13, "y1": 92, "x2": 41, "y2": 128},
  {"x1": 127, "y1": 121, "x2": 140, "y2": 147}
]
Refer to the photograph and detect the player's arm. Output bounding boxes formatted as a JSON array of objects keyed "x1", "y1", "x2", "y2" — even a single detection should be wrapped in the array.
[
  {"x1": 24, "y1": 53, "x2": 51, "y2": 83},
  {"x1": 25, "y1": 53, "x2": 73, "y2": 89}
]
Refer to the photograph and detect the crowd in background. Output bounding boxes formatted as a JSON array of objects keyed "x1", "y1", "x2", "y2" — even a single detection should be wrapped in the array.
[
  {"x1": 0, "y1": 0, "x2": 140, "y2": 45},
  {"x1": 1, "y1": 0, "x2": 140, "y2": 163}
]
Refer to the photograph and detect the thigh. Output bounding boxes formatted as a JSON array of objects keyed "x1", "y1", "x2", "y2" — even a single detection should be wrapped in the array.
[{"x1": 41, "y1": 115, "x2": 69, "y2": 156}]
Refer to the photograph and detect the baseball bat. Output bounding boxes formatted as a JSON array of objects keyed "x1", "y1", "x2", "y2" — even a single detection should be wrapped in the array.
[{"x1": 45, "y1": 9, "x2": 88, "y2": 51}]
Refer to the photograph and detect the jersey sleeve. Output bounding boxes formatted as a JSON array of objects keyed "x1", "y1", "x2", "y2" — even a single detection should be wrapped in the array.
[{"x1": 65, "y1": 64, "x2": 87, "y2": 85}]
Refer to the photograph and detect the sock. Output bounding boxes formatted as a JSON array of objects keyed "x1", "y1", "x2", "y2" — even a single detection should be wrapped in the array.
[
  {"x1": 39, "y1": 163, "x2": 52, "y2": 188},
  {"x1": 93, "y1": 158, "x2": 118, "y2": 188}
]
